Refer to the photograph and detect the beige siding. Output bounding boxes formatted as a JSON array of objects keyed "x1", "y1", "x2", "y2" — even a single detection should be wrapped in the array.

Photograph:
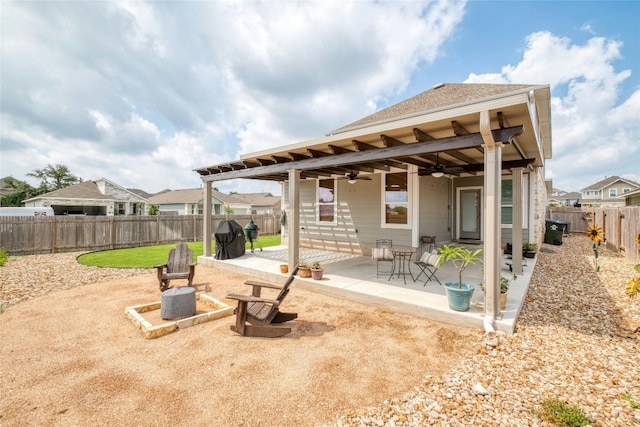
[
  {"x1": 417, "y1": 175, "x2": 450, "y2": 243},
  {"x1": 289, "y1": 177, "x2": 412, "y2": 255}
]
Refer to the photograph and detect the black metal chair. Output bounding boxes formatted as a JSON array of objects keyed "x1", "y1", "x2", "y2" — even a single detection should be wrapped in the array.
[
  {"x1": 372, "y1": 239, "x2": 393, "y2": 278},
  {"x1": 413, "y1": 251, "x2": 443, "y2": 286}
]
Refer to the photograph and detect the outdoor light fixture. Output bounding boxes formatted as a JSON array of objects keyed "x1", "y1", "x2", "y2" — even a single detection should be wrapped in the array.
[{"x1": 432, "y1": 153, "x2": 445, "y2": 178}]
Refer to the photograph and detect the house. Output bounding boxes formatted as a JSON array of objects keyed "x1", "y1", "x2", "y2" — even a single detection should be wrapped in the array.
[
  {"x1": 193, "y1": 83, "x2": 553, "y2": 319},
  {"x1": 579, "y1": 176, "x2": 640, "y2": 207},
  {"x1": 232, "y1": 192, "x2": 281, "y2": 214},
  {"x1": 22, "y1": 178, "x2": 151, "y2": 215},
  {"x1": 619, "y1": 188, "x2": 640, "y2": 206},
  {"x1": 147, "y1": 188, "x2": 252, "y2": 215},
  {"x1": 548, "y1": 188, "x2": 581, "y2": 206}
]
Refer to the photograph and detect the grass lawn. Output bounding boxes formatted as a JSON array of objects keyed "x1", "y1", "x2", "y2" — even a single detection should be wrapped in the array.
[{"x1": 77, "y1": 235, "x2": 282, "y2": 268}]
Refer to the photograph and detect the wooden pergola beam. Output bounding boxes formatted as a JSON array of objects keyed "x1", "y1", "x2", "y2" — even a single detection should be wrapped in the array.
[{"x1": 197, "y1": 125, "x2": 524, "y2": 181}]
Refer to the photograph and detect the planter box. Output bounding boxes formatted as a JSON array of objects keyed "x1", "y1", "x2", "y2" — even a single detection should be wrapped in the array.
[{"x1": 125, "y1": 293, "x2": 233, "y2": 339}]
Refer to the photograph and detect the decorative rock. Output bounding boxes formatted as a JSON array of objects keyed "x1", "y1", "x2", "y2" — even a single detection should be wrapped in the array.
[
  {"x1": 472, "y1": 382, "x2": 488, "y2": 396},
  {"x1": 484, "y1": 331, "x2": 499, "y2": 347}
]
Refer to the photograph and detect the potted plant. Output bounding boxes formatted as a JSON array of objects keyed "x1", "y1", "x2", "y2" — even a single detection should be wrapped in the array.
[
  {"x1": 311, "y1": 261, "x2": 324, "y2": 280},
  {"x1": 297, "y1": 261, "x2": 312, "y2": 278},
  {"x1": 523, "y1": 242, "x2": 537, "y2": 259},
  {"x1": 438, "y1": 244, "x2": 483, "y2": 311},
  {"x1": 479, "y1": 274, "x2": 516, "y2": 309}
]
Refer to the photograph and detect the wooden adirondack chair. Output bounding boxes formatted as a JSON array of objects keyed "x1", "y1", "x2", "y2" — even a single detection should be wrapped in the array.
[
  {"x1": 226, "y1": 265, "x2": 299, "y2": 338},
  {"x1": 155, "y1": 241, "x2": 196, "y2": 291}
]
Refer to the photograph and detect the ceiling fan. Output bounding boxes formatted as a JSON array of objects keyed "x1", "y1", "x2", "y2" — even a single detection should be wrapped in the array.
[
  {"x1": 425, "y1": 153, "x2": 446, "y2": 178},
  {"x1": 340, "y1": 170, "x2": 372, "y2": 184}
]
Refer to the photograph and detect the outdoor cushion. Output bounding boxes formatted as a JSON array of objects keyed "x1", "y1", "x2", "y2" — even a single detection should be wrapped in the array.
[{"x1": 372, "y1": 247, "x2": 394, "y2": 260}]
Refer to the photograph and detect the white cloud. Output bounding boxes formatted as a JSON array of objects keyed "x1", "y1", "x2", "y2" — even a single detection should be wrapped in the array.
[
  {"x1": 466, "y1": 31, "x2": 639, "y2": 191},
  {"x1": 1, "y1": 0, "x2": 467, "y2": 194}
]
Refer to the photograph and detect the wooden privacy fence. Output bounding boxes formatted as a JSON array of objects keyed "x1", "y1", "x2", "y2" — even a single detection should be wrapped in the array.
[
  {"x1": 547, "y1": 206, "x2": 640, "y2": 264},
  {"x1": 0, "y1": 214, "x2": 280, "y2": 255}
]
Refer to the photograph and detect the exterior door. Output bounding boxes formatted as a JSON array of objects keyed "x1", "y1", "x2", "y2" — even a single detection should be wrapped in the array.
[{"x1": 459, "y1": 189, "x2": 481, "y2": 240}]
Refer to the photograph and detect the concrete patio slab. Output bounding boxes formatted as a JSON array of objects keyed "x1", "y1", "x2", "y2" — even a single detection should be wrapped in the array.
[{"x1": 198, "y1": 244, "x2": 536, "y2": 334}]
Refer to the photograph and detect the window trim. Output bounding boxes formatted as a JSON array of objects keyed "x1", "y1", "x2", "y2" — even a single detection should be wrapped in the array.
[{"x1": 316, "y1": 178, "x2": 337, "y2": 226}]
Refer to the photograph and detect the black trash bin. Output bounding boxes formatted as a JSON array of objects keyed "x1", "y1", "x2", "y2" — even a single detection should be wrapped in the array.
[
  {"x1": 544, "y1": 219, "x2": 565, "y2": 245},
  {"x1": 557, "y1": 220, "x2": 570, "y2": 235},
  {"x1": 244, "y1": 220, "x2": 262, "y2": 253}
]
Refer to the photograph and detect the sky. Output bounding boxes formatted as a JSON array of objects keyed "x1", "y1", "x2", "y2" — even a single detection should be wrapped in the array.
[{"x1": 1, "y1": 0, "x2": 639, "y2": 197}]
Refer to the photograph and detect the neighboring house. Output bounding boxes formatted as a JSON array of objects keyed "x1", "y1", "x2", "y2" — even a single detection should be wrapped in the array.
[
  {"x1": 619, "y1": 188, "x2": 640, "y2": 206},
  {"x1": 147, "y1": 188, "x2": 252, "y2": 215},
  {"x1": 580, "y1": 176, "x2": 640, "y2": 207},
  {"x1": 547, "y1": 187, "x2": 565, "y2": 206},
  {"x1": 22, "y1": 178, "x2": 151, "y2": 216},
  {"x1": 549, "y1": 190, "x2": 581, "y2": 207},
  {"x1": 193, "y1": 82, "x2": 553, "y2": 288},
  {"x1": 232, "y1": 192, "x2": 281, "y2": 214}
]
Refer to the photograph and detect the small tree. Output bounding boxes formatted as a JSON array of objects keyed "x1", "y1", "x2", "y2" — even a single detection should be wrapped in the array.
[
  {"x1": 0, "y1": 177, "x2": 38, "y2": 206},
  {"x1": 224, "y1": 205, "x2": 234, "y2": 215},
  {"x1": 148, "y1": 204, "x2": 160, "y2": 216},
  {"x1": 438, "y1": 245, "x2": 483, "y2": 288},
  {"x1": 27, "y1": 163, "x2": 81, "y2": 193}
]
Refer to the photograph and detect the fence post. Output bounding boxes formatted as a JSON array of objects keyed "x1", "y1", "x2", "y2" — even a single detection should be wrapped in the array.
[{"x1": 51, "y1": 216, "x2": 56, "y2": 254}]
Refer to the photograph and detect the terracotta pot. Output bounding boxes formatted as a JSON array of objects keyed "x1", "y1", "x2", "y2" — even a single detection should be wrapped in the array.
[
  {"x1": 279, "y1": 264, "x2": 288, "y2": 274},
  {"x1": 500, "y1": 292, "x2": 508, "y2": 309},
  {"x1": 298, "y1": 267, "x2": 312, "y2": 278}
]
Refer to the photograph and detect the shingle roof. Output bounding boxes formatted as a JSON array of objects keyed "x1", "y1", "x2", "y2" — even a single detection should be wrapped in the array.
[
  {"x1": 581, "y1": 176, "x2": 640, "y2": 191},
  {"x1": 36, "y1": 181, "x2": 112, "y2": 200},
  {"x1": 148, "y1": 188, "x2": 204, "y2": 204},
  {"x1": 329, "y1": 83, "x2": 535, "y2": 135},
  {"x1": 233, "y1": 192, "x2": 280, "y2": 205},
  {"x1": 147, "y1": 188, "x2": 250, "y2": 205},
  {"x1": 128, "y1": 188, "x2": 154, "y2": 199},
  {"x1": 560, "y1": 191, "x2": 581, "y2": 200}
]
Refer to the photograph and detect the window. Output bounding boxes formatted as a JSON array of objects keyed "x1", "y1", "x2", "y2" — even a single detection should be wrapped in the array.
[
  {"x1": 501, "y1": 176, "x2": 529, "y2": 226},
  {"x1": 116, "y1": 202, "x2": 125, "y2": 215},
  {"x1": 501, "y1": 180, "x2": 513, "y2": 225},
  {"x1": 609, "y1": 188, "x2": 617, "y2": 197},
  {"x1": 585, "y1": 190, "x2": 599, "y2": 197},
  {"x1": 317, "y1": 179, "x2": 336, "y2": 224},
  {"x1": 623, "y1": 188, "x2": 631, "y2": 193},
  {"x1": 383, "y1": 172, "x2": 408, "y2": 226}
]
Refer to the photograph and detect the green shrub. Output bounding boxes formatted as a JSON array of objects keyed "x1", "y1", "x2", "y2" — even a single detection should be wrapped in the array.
[
  {"x1": 535, "y1": 398, "x2": 594, "y2": 427},
  {"x1": 0, "y1": 247, "x2": 9, "y2": 267}
]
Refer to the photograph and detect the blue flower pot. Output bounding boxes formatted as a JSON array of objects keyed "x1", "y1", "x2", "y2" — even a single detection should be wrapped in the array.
[{"x1": 444, "y1": 282, "x2": 475, "y2": 312}]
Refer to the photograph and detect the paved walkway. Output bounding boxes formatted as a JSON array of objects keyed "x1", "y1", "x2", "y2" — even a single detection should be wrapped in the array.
[{"x1": 198, "y1": 245, "x2": 536, "y2": 334}]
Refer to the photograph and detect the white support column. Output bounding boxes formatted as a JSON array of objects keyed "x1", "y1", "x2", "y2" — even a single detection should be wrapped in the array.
[
  {"x1": 288, "y1": 169, "x2": 301, "y2": 270},
  {"x1": 480, "y1": 111, "x2": 502, "y2": 325},
  {"x1": 410, "y1": 164, "x2": 420, "y2": 249},
  {"x1": 203, "y1": 181, "x2": 212, "y2": 257},
  {"x1": 528, "y1": 171, "x2": 536, "y2": 244},
  {"x1": 511, "y1": 168, "x2": 524, "y2": 275}
]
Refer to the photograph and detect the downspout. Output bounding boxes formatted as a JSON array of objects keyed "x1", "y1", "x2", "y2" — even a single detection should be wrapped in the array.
[{"x1": 480, "y1": 110, "x2": 501, "y2": 335}]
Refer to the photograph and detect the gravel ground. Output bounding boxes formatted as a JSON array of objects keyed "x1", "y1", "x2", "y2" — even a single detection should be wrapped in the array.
[
  {"x1": 336, "y1": 234, "x2": 640, "y2": 426},
  {"x1": 0, "y1": 252, "x2": 147, "y2": 309},
  {"x1": 1, "y1": 234, "x2": 639, "y2": 426}
]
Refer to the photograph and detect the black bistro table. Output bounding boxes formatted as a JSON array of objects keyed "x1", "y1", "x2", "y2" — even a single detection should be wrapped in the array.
[{"x1": 388, "y1": 246, "x2": 417, "y2": 285}]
